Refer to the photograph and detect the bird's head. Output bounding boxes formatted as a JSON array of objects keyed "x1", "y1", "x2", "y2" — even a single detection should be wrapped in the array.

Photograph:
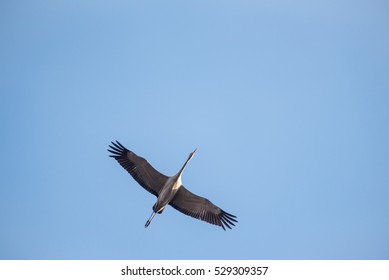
[{"x1": 187, "y1": 148, "x2": 197, "y2": 162}]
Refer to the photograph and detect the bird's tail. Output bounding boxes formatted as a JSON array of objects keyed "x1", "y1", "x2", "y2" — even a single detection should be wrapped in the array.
[{"x1": 145, "y1": 211, "x2": 157, "y2": 228}]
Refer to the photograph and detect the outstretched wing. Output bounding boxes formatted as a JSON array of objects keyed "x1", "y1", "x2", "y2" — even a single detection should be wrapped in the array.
[
  {"x1": 169, "y1": 186, "x2": 238, "y2": 230},
  {"x1": 108, "y1": 141, "x2": 168, "y2": 196}
]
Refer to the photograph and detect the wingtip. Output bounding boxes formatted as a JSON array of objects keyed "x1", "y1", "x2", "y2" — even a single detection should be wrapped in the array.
[{"x1": 219, "y1": 210, "x2": 238, "y2": 230}]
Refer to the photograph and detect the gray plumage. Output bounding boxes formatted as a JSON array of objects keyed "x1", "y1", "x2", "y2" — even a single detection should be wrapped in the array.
[{"x1": 108, "y1": 141, "x2": 237, "y2": 230}]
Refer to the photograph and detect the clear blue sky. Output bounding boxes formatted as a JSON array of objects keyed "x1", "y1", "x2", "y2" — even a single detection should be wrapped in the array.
[{"x1": 1, "y1": 0, "x2": 388, "y2": 260}]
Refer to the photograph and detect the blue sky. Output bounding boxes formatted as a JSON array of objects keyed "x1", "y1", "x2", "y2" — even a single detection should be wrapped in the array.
[{"x1": 1, "y1": 0, "x2": 388, "y2": 259}]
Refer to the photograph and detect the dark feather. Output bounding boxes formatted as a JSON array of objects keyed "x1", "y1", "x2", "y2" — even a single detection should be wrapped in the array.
[
  {"x1": 169, "y1": 186, "x2": 238, "y2": 230},
  {"x1": 108, "y1": 141, "x2": 168, "y2": 196}
]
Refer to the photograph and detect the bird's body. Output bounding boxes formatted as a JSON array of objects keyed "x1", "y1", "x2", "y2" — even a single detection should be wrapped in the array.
[
  {"x1": 108, "y1": 141, "x2": 237, "y2": 230},
  {"x1": 155, "y1": 176, "x2": 182, "y2": 212}
]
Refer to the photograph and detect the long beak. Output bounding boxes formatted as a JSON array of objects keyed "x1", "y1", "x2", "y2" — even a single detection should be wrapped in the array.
[{"x1": 186, "y1": 148, "x2": 197, "y2": 162}]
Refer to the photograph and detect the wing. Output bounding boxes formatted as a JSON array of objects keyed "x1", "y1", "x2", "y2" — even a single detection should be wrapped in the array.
[
  {"x1": 169, "y1": 186, "x2": 238, "y2": 230},
  {"x1": 108, "y1": 141, "x2": 168, "y2": 196}
]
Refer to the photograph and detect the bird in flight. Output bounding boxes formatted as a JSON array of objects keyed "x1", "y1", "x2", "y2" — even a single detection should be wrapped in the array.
[{"x1": 108, "y1": 141, "x2": 237, "y2": 230}]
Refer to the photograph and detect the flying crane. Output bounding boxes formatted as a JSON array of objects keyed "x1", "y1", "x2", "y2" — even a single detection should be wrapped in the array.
[{"x1": 108, "y1": 141, "x2": 237, "y2": 230}]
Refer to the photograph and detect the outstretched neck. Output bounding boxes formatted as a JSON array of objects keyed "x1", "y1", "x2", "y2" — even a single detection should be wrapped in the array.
[
  {"x1": 177, "y1": 157, "x2": 191, "y2": 179},
  {"x1": 176, "y1": 148, "x2": 197, "y2": 179}
]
